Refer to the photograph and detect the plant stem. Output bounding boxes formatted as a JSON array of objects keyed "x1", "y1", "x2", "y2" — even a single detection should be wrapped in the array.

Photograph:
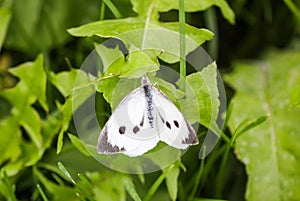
[
  {"x1": 179, "y1": 0, "x2": 186, "y2": 90},
  {"x1": 144, "y1": 169, "x2": 170, "y2": 201},
  {"x1": 99, "y1": 0, "x2": 105, "y2": 20}
]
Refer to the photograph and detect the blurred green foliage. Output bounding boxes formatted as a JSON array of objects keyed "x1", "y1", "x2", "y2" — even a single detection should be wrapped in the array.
[{"x1": 0, "y1": 0, "x2": 300, "y2": 201}]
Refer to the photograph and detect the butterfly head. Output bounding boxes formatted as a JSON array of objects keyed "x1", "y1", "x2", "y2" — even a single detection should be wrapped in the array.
[{"x1": 141, "y1": 75, "x2": 151, "y2": 86}]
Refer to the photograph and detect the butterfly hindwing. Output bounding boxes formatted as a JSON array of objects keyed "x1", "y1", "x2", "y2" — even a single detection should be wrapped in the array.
[
  {"x1": 151, "y1": 87, "x2": 199, "y2": 149},
  {"x1": 97, "y1": 86, "x2": 159, "y2": 157}
]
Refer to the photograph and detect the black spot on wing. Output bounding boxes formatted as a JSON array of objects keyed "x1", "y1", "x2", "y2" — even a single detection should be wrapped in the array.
[
  {"x1": 173, "y1": 120, "x2": 179, "y2": 128},
  {"x1": 119, "y1": 126, "x2": 126, "y2": 134},
  {"x1": 166, "y1": 121, "x2": 171, "y2": 129},
  {"x1": 98, "y1": 127, "x2": 126, "y2": 153},
  {"x1": 133, "y1": 126, "x2": 140, "y2": 134}
]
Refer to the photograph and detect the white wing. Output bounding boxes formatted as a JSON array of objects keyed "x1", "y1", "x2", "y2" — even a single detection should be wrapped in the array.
[
  {"x1": 151, "y1": 87, "x2": 198, "y2": 149},
  {"x1": 97, "y1": 86, "x2": 159, "y2": 157}
]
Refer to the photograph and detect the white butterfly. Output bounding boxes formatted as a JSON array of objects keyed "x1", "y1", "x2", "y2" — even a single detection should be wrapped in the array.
[{"x1": 97, "y1": 76, "x2": 198, "y2": 157}]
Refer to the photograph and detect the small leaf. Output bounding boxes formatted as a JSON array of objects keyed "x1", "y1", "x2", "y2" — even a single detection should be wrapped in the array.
[
  {"x1": 165, "y1": 165, "x2": 180, "y2": 201},
  {"x1": 48, "y1": 68, "x2": 78, "y2": 97},
  {"x1": 123, "y1": 178, "x2": 142, "y2": 201},
  {"x1": 56, "y1": 98, "x2": 72, "y2": 154},
  {"x1": 33, "y1": 166, "x2": 78, "y2": 200},
  {"x1": 57, "y1": 162, "x2": 75, "y2": 184},
  {"x1": 181, "y1": 62, "x2": 220, "y2": 127},
  {"x1": 68, "y1": 133, "x2": 90, "y2": 156},
  {"x1": 232, "y1": 114, "x2": 269, "y2": 145}
]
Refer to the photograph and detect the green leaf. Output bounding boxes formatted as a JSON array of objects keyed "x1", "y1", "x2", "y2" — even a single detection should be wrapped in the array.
[
  {"x1": 165, "y1": 165, "x2": 180, "y2": 201},
  {"x1": 87, "y1": 172, "x2": 133, "y2": 201},
  {"x1": 0, "y1": 55, "x2": 55, "y2": 175},
  {"x1": 48, "y1": 68, "x2": 78, "y2": 98},
  {"x1": 56, "y1": 98, "x2": 72, "y2": 154},
  {"x1": 224, "y1": 50, "x2": 300, "y2": 201},
  {"x1": 123, "y1": 178, "x2": 142, "y2": 201},
  {"x1": 131, "y1": 0, "x2": 235, "y2": 24},
  {"x1": 181, "y1": 62, "x2": 220, "y2": 128},
  {"x1": 231, "y1": 114, "x2": 269, "y2": 145},
  {"x1": 160, "y1": 22, "x2": 214, "y2": 48},
  {"x1": 8, "y1": 54, "x2": 48, "y2": 111},
  {"x1": 57, "y1": 162, "x2": 76, "y2": 184},
  {"x1": 0, "y1": 7, "x2": 12, "y2": 51},
  {"x1": 0, "y1": 117, "x2": 21, "y2": 167},
  {"x1": 4, "y1": 0, "x2": 99, "y2": 55},
  {"x1": 96, "y1": 50, "x2": 160, "y2": 109},
  {"x1": 102, "y1": 50, "x2": 159, "y2": 78},
  {"x1": 48, "y1": 68, "x2": 95, "y2": 154},
  {"x1": 33, "y1": 166, "x2": 78, "y2": 200},
  {"x1": 68, "y1": 133, "x2": 90, "y2": 156},
  {"x1": 68, "y1": 18, "x2": 147, "y2": 38},
  {"x1": 68, "y1": 19, "x2": 213, "y2": 63}
]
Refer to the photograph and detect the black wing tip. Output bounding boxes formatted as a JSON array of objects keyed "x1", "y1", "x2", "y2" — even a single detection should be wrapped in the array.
[
  {"x1": 97, "y1": 128, "x2": 126, "y2": 154},
  {"x1": 182, "y1": 121, "x2": 199, "y2": 145}
]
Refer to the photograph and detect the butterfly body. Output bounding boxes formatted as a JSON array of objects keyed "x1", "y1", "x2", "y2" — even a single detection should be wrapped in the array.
[{"x1": 97, "y1": 76, "x2": 198, "y2": 157}]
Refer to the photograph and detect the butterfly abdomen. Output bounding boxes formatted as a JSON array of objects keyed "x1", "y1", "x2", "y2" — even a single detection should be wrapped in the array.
[{"x1": 143, "y1": 85, "x2": 154, "y2": 128}]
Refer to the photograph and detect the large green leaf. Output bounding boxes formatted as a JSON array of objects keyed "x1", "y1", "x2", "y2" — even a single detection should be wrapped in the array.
[
  {"x1": 4, "y1": 0, "x2": 99, "y2": 55},
  {"x1": 67, "y1": 18, "x2": 213, "y2": 48},
  {"x1": 131, "y1": 0, "x2": 235, "y2": 24},
  {"x1": 0, "y1": 55, "x2": 46, "y2": 148},
  {"x1": 224, "y1": 50, "x2": 300, "y2": 201}
]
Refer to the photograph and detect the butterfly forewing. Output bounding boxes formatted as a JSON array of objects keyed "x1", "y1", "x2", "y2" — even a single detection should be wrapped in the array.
[
  {"x1": 97, "y1": 86, "x2": 159, "y2": 157},
  {"x1": 151, "y1": 87, "x2": 199, "y2": 149}
]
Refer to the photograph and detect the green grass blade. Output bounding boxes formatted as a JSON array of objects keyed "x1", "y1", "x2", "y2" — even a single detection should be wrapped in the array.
[
  {"x1": 179, "y1": 0, "x2": 186, "y2": 90},
  {"x1": 1, "y1": 169, "x2": 17, "y2": 201},
  {"x1": 144, "y1": 169, "x2": 170, "y2": 201},
  {"x1": 102, "y1": 0, "x2": 122, "y2": 19},
  {"x1": 123, "y1": 178, "x2": 142, "y2": 201},
  {"x1": 57, "y1": 162, "x2": 76, "y2": 184},
  {"x1": 37, "y1": 184, "x2": 49, "y2": 201}
]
